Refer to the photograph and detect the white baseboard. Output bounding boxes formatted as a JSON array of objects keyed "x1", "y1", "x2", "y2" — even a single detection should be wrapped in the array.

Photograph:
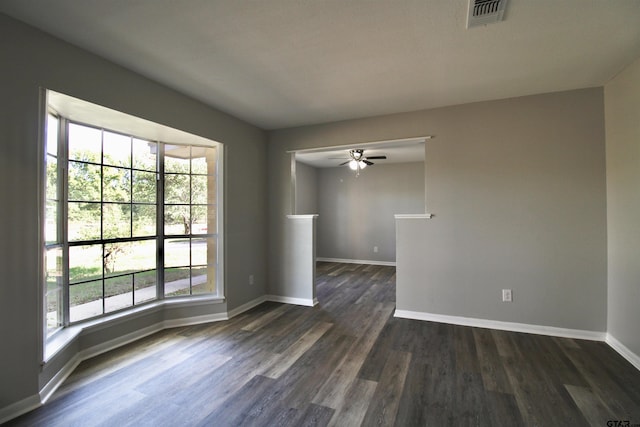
[
  {"x1": 81, "y1": 312, "x2": 229, "y2": 361},
  {"x1": 266, "y1": 294, "x2": 317, "y2": 307},
  {"x1": 14, "y1": 312, "x2": 229, "y2": 424},
  {"x1": 394, "y1": 309, "x2": 606, "y2": 341},
  {"x1": 227, "y1": 295, "x2": 268, "y2": 318},
  {"x1": 35, "y1": 321, "x2": 166, "y2": 418},
  {"x1": 37, "y1": 296, "x2": 304, "y2": 415},
  {"x1": 6, "y1": 301, "x2": 637, "y2": 424},
  {"x1": 0, "y1": 394, "x2": 41, "y2": 425},
  {"x1": 229, "y1": 294, "x2": 318, "y2": 311},
  {"x1": 316, "y1": 257, "x2": 396, "y2": 267},
  {"x1": 80, "y1": 323, "x2": 165, "y2": 362},
  {"x1": 4, "y1": 297, "x2": 286, "y2": 423},
  {"x1": 39, "y1": 353, "x2": 82, "y2": 404},
  {"x1": 164, "y1": 312, "x2": 228, "y2": 329},
  {"x1": 606, "y1": 333, "x2": 640, "y2": 371}
]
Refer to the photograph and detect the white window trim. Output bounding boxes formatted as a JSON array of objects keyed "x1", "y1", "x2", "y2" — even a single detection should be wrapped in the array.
[{"x1": 41, "y1": 89, "x2": 224, "y2": 359}]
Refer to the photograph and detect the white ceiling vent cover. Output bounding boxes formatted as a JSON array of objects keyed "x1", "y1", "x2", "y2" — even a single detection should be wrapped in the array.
[{"x1": 467, "y1": 0, "x2": 508, "y2": 28}]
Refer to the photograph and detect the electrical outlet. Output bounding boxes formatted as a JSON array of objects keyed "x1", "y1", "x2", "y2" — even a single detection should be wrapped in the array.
[
  {"x1": 249, "y1": 275, "x2": 254, "y2": 285},
  {"x1": 502, "y1": 289, "x2": 512, "y2": 302},
  {"x1": 373, "y1": 246, "x2": 378, "y2": 253}
]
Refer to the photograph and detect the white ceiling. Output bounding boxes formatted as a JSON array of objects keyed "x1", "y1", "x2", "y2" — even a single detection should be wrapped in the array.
[{"x1": 1, "y1": 0, "x2": 640, "y2": 131}]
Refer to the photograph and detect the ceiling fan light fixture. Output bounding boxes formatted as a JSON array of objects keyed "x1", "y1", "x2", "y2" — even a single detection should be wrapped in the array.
[
  {"x1": 350, "y1": 149, "x2": 364, "y2": 160},
  {"x1": 338, "y1": 148, "x2": 386, "y2": 176},
  {"x1": 348, "y1": 159, "x2": 367, "y2": 170}
]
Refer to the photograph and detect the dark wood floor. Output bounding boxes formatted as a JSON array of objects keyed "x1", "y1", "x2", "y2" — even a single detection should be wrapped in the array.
[{"x1": 8, "y1": 262, "x2": 640, "y2": 426}]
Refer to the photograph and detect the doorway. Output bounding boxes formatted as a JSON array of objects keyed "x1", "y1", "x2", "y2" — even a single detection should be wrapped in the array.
[{"x1": 290, "y1": 137, "x2": 427, "y2": 292}]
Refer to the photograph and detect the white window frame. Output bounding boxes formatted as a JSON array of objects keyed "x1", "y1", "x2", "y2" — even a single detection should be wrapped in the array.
[{"x1": 41, "y1": 89, "x2": 224, "y2": 347}]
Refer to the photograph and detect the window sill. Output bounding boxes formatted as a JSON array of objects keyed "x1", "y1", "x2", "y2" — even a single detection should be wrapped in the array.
[{"x1": 44, "y1": 295, "x2": 225, "y2": 364}]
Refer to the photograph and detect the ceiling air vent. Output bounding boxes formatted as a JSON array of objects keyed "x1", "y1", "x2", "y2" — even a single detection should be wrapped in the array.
[{"x1": 467, "y1": 0, "x2": 508, "y2": 28}]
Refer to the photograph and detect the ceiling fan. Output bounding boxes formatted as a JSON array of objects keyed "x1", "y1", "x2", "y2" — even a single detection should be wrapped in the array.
[{"x1": 335, "y1": 149, "x2": 387, "y2": 176}]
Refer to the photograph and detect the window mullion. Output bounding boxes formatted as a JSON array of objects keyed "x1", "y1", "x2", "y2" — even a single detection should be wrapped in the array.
[
  {"x1": 189, "y1": 146, "x2": 193, "y2": 295},
  {"x1": 44, "y1": 91, "x2": 221, "y2": 334},
  {"x1": 60, "y1": 118, "x2": 71, "y2": 327},
  {"x1": 157, "y1": 142, "x2": 165, "y2": 299},
  {"x1": 100, "y1": 129, "x2": 106, "y2": 316},
  {"x1": 129, "y1": 136, "x2": 134, "y2": 308}
]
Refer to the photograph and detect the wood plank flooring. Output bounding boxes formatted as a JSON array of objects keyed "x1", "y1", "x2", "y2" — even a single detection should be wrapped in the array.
[{"x1": 7, "y1": 262, "x2": 640, "y2": 426}]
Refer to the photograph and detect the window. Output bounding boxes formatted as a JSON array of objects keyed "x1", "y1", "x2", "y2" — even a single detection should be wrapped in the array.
[
  {"x1": 43, "y1": 91, "x2": 222, "y2": 339},
  {"x1": 163, "y1": 145, "x2": 218, "y2": 297},
  {"x1": 45, "y1": 115, "x2": 63, "y2": 335}
]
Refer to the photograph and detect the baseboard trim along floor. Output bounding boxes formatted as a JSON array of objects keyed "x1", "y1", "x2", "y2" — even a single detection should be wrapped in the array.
[{"x1": 395, "y1": 308, "x2": 640, "y2": 371}]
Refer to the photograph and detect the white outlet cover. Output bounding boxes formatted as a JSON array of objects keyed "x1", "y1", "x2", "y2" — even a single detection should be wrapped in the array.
[{"x1": 502, "y1": 289, "x2": 512, "y2": 302}]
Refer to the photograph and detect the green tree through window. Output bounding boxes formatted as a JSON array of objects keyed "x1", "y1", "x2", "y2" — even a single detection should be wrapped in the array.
[{"x1": 45, "y1": 115, "x2": 220, "y2": 331}]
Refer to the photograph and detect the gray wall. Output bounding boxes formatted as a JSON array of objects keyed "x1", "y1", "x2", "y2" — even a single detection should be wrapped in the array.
[
  {"x1": 268, "y1": 88, "x2": 607, "y2": 332},
  {"x1": 0, "y1": 14, "x2": 267, "y2": 410},
  {"x1": 294, "y1": 161, "x2": 318, "y2": 214},
  {"x1": 281, "y1": 216, "x2": 317, "y2": 302},
  {"x1": 317, "y1": 162, "x2": 424, "y2": 263},
  {"x1": 605, "y1": 57, "x2": 640, "y2": 356}
]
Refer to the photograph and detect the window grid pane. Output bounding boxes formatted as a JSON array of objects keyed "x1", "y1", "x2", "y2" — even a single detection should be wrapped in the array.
[
  {"x1": 105, "y1": 275, "x2": 133, "y2": 313},
  {"x1": 68, "y1": 202, "x2": 101, "y2": 242},
  {"x1": 163, "y1": 144, "x2": 218, "y2": 297},
  {"x1": 102, "y1": 131, "x2": 131, "y2": 168},
  {"x1": 68, "y1": 123, "x2": 101, "y2": 162},
  {"x1": 102, "y1": 166, "x2": 131, "y2": 203},
  {"x1": 46, "y1": 114, "x2": 220, "y2": 330},
  {"x1": 133, "y1": 138, "x2": 157, "y2": 172},
  {"x1": 70, "y1": 279, "x2": 103, "y2": 322},
  {"x1": 134, "y1": 271, "x2": 157, "y2": 304},
  {"x1": 45, "y1": 247, "x2": 63, "y2": 332},
  {"x1": 164, "y1": 267, "x2": 191, "y2": 297}
]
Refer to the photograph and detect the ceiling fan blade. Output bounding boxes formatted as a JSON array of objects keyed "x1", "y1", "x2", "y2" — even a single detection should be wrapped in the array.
[
  {"x1": 339, "y1": 161, "x2": 350, "y2": 166},
  {"x1": 363, "y1": 160, "x2": 374, "y2": 166},
  {"x1": 328, "y1": 157, "x2": 349, "y2": 159},
  {"x1": 365, "y1": 156, "x2": 387, "y2": 160}
]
